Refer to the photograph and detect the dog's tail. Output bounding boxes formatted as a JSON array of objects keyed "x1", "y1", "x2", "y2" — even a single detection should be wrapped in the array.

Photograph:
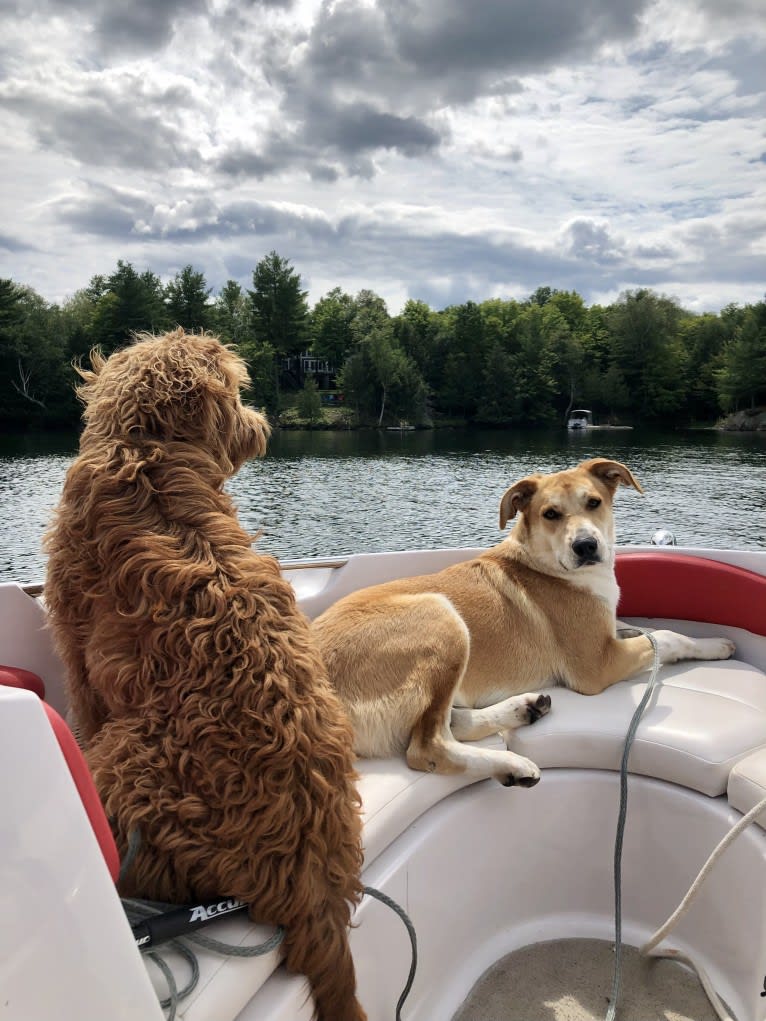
[
  {"x1": 280, "y1": 901, "x2": 367, "y2": 1021},
  {"x1": 266, "y1": 738, "x2": 367, "y2": 1020},
  {"x1": 258, "y1": 694, "x2": 367, "y2": 1021}
]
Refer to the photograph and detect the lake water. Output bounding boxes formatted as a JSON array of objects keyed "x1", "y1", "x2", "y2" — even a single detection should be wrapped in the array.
[{"x1": 1, "y1": 427, "x2": 764, "y2": 585}]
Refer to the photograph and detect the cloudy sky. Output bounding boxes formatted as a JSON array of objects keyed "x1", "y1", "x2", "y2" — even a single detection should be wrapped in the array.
[{"x1": 1, "y1": 0, "x2": 764, "y2": 315}]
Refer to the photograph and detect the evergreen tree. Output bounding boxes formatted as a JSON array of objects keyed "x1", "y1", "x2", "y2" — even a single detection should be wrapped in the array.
[
  {"x1": 211, "y1": 280, "x2": 252, "y2": 345},
  {"x1": 716, "y1": 300, "x2": 766, "y2": 411},
  {"x1": 164, "y1": 265, "x2": 212, "y2": 331},
  {"x1": 249, "y1": 251, "x2": 309, "y2": 359},
  {"x1": 90, "y1": 261, "x2": 167, "y2": 353},
  {"x1": 0, "y1": 277, "x2": 23, "y2": 333},
  {"x1": 297, "y1": 374, "x2": 323, "y2": 423},
  {"x1": 249, "y1": 251, "x2": 309, "y2": 401},
  {"x1": 310, "y1": 287, "x2": 355, "y2": 367}
]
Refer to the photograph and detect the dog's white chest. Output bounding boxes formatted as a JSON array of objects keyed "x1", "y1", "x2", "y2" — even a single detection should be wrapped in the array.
[{"x1": 568, "y1": 569, "x2": 620, "y2": 617}]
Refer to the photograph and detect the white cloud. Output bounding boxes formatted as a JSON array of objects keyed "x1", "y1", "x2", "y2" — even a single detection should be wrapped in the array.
[{"x1": 0, "y1": 0, "x2": 763, "y2": 313}]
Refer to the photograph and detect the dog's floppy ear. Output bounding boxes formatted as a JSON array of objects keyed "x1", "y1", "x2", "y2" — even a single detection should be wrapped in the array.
[
  {"x1": 499, "y1": 476, "x2": 539, "y2": 529},
  {"x1": 583, "y1": 458, "x2": 643, "y2": 494}
]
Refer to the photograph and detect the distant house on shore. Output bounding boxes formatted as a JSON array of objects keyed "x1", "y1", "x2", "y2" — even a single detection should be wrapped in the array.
[{"x1": 281, "y1": 352, "x2": 337, "y2": 390}]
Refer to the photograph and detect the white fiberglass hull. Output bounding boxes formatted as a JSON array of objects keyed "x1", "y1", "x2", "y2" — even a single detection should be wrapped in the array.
[{"x1": 249, "y1": 771, "x2": 766, "y2": 1021}]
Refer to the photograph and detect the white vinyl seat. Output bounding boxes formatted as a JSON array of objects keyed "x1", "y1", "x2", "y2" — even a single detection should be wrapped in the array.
[
  {"x1": 513, "y1": 659, "x2": 766, "y2": 798},
  {"x1": 357, "y1": 658, "x2": 766, "y2": 875}
]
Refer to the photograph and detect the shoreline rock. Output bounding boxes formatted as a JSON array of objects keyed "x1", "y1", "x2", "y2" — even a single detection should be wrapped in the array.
[{"x1": 716, "y1": 408, "x2": 766, "y2": 432}]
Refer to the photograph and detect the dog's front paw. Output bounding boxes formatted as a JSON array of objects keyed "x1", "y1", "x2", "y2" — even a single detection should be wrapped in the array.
[
  {"x1": 525, "y1": 692, "x2": 552, "y2": 723},
  {"x1": 497, "y1": 753, "x2": 541, "y2": 788},
  {"x1": 698, "y1": 637, "x2": 736, "y2": 660},
  {"x1": 654, "y1": 630, "x2": 736, "y2": 664},
  {"x1": 501, "y1": 771, "x2": 541, "y2": 789}
]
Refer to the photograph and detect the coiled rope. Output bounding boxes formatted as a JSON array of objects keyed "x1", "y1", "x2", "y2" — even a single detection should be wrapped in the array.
[
  {"x1": 123, "y1": 896, "x2": 286, "y2": 1021},
  {"x1": 123, "y1": 882, "x2": 416, "y2": 1021}
]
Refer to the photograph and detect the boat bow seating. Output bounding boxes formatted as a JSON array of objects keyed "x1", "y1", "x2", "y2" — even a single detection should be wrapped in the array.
[
  {"x1": 155, "y1": 646, "x2": 766, "y2": 1021},
  {"x1": 513, "y1": 660, "x2": 766, "y2": 797},
  {"x1": 163, "y1": 551, "x2": 766, "y2": 1020},
  {"x1": 1, "y1": 549, "x2": 766, "y2": 1021}
]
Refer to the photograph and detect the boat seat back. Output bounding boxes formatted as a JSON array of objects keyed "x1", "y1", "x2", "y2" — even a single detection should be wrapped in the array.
[
  {"x1": 615, "y1": 553, "x2": 766, "y2": 635},
  {"x1": 0, "y1": 667, "x2": 120, "y2": 882}
]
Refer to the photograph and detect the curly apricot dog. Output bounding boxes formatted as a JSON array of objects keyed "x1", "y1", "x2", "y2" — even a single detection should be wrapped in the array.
[{"x1": 45, "y1": 329, "x2": 365, "y2": 1021}]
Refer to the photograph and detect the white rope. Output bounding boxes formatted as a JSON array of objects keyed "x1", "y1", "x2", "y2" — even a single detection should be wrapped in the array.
[
  {"x1": 639, "y1": 792, "x2": 766, "y2": 1021},
  {"x1": 643, "y1": 946, "x2": 734, "y2": 1021}
]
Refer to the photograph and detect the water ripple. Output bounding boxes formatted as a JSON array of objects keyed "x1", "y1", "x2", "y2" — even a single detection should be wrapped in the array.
[{"x1": 1, "y1": 428, "x2": 764, "y2": 584}]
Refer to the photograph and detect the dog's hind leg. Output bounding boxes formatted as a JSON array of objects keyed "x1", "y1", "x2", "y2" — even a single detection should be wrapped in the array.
[{"x1": 403, "y1": 602, "x2": 543, "y2": 787}]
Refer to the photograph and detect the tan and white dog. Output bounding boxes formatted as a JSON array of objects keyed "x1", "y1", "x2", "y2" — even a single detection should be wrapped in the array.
[{"x1": 313, "y1": 458, "x2": 735, "y2": 787}]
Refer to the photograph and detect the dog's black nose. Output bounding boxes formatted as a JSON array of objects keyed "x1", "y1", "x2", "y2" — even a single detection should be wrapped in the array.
[{"x1": 572, "y1": 536, "x2": 599, "y2": 561}]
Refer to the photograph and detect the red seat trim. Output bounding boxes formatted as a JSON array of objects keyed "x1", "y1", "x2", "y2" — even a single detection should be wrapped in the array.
[
  {"x1": 615, "y1": 552, "x2": 766, "y2": 637},
  {"x1": 41, "y1": 702, "x2": 121, "y2": 883},
  {"x1": 0, "y1": 665, "x2": 45, "y2": 699}
]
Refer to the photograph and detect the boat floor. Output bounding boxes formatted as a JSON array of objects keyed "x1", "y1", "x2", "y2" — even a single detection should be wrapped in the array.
[{"x1": 452, "y1": 939, "x2": 722, "y2": 1021}]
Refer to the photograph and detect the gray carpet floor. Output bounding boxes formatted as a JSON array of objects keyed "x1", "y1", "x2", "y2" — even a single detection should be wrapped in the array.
[{"x1": 452, "y1": 939, "x2": 723, "y2": 1021}]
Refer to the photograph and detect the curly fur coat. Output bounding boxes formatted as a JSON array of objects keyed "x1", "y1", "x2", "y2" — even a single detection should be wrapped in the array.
[{"x1": 44, "y1": 330, "x2": 366, "y2": 1021}]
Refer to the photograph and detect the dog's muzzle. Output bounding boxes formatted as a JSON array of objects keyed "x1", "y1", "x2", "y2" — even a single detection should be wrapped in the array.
[{"x1": 571, "y1": 535, "x2": 601, "y2": 566}]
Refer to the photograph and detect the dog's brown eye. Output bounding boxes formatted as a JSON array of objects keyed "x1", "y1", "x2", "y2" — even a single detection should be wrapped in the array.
[
  {"x1": 586, "y1": 497, "x2": 602, "y2": 510},
  {"x1": 542, "y1": 508, "x2": 561, "y2": 521}
]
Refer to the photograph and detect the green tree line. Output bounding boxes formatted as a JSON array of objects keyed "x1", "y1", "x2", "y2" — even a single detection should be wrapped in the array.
[{"x1": 1, "y1": 253, "x2": 764, "y2": 429}]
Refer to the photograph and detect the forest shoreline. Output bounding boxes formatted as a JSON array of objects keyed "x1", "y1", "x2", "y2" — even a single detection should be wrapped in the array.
[
  {"x1": 7, "y1": 410, "x2": 766, "y2": 437},
  {"x1": 276, "y1": 412, "x2": 766, "y2": 433}
]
